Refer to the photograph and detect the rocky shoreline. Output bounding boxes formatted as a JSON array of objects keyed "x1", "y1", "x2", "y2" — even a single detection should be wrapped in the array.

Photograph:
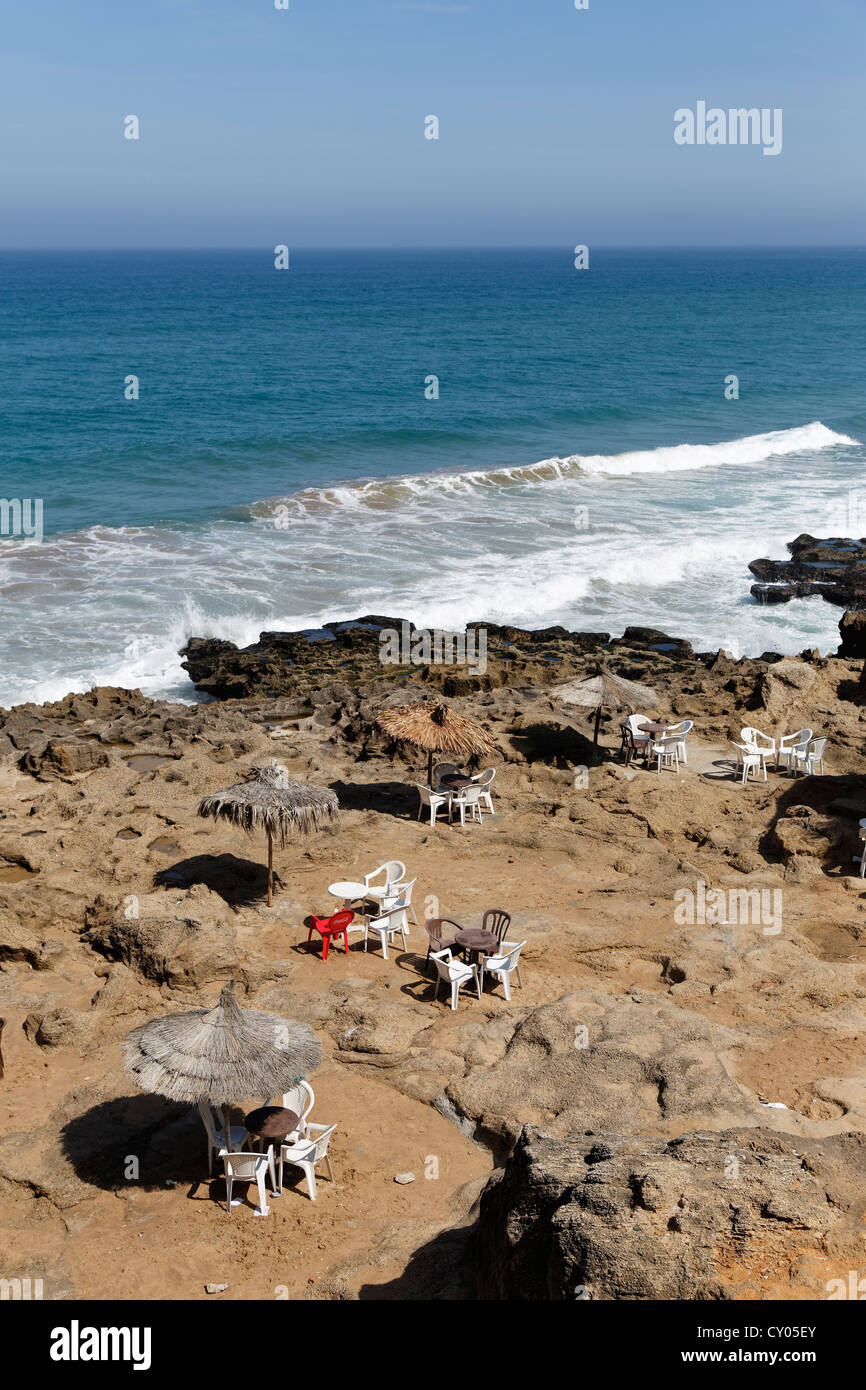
[{"x1": 2, "y1": 596, "x2": 866, "y2": 1300}]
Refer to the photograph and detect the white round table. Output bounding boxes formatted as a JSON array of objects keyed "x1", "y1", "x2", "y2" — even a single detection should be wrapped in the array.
[{"x1": 328, "y1": 880, "x2": 367, "y2": 903}]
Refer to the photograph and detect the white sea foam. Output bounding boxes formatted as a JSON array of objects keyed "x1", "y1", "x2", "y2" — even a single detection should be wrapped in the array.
[{"x1": 0, "y1": 421, "x2": 861, "y2": 707}]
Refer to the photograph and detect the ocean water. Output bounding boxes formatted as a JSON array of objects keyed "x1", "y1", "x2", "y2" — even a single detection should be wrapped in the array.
[{"x1": 1, "y1": 247, "x2": 865, "y2": 708}]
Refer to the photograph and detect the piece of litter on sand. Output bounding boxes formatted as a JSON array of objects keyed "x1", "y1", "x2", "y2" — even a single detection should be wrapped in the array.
[
  {"x1": 205, "y1": 1283, "x2": 229, "y2": 1295},
  {"x1": 394, "y1": 1172, "x2": 415, "y2": 1184},
  {"x1": 759, "y1": 1100, "x2": 789, "y2": 1109}
]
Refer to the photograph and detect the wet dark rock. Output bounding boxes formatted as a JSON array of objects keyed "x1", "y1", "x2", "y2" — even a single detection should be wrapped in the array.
[
  {"x1": 749, "y1": 535, "x2": 866, "y2": 610},
  {"x1": 608, "y1": 626, "x2": 694, "y2": 658},
  {"x1": 839, "y1": 609, "x2": 866, "y2": 658}
]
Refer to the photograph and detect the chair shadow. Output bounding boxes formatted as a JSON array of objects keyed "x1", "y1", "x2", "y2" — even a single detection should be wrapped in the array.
[
  {"x1": 701, "y1": 756, "x2": 747, "y2": 782},
  {"x1": 154, "y1": 852, "x2": 280, "y2": 906}
]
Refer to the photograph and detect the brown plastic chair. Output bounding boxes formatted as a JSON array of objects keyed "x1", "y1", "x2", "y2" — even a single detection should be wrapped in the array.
[
  {"x1": 620, "y1": 722, "x2": 641, "y2": 768},
  {"x1": 482, "y1": 908, "x2": 511, "y2": 945},
  {"x1": 425, "y1": 918, "x2": 463, "y2": 972}
]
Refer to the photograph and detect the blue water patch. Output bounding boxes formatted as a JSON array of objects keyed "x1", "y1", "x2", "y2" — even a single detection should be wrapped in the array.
[{"x1": 1, "y1": 248, "x2": 865, "y2": 706}]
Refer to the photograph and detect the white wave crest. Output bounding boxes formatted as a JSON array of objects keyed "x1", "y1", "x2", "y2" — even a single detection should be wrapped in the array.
[{"x1": 255, "y1": 421, "x2": 857, "y2": 519}]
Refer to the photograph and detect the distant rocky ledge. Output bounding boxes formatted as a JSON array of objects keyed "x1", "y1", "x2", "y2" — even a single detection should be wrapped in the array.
[
  {"x1": 180, "y1": 619, "x2": 703, "y2": 702},
  {"x1": 180, "y1": 602, "x2": 866, "y2": 704}
]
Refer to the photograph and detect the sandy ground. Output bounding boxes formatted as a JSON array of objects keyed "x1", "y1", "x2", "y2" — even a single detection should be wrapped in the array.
[{"x1": 2, "y1": 656, "x2": 866, "y2": 1299}]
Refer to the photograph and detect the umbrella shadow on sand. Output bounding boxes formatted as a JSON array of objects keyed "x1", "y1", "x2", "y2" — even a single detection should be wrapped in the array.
[
  {"x1": 328, "y1": 778, "x2": 415, "y2": 819},
  {"x1": 154, "y1": 852, "x2": 282, "y2": 906},
  {"x1": 60, "y1": 1093, "x2": 201, "y2": 1193},
  {"x1": 60, "y1": 1094, "x2": 255, "y2": 1206},
  {"x1": 509, "y1": 722, "x2": 598, "y2": 767}
]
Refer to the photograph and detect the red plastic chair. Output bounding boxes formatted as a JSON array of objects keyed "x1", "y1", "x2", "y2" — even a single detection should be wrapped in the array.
[{"x1": 308, "y1": 909, "x2": 355, "y2": 961}]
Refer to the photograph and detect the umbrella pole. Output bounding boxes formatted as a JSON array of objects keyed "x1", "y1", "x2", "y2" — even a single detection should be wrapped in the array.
[
  {"x1": 427, "y1": 750, "x2": 433, "y2": 787},
  {"x1": 589, "y1": 711, "x2": 603, "y2": 767},
  {"x1": 593, "y1": 704, "x2": 602, "y2": 749},
  {"x1": 223, "y1": 1104, "x2": 232, "y2": 1156},
  {"x1": 267, "y1": 829, "x2": 273, "y2": 908}
]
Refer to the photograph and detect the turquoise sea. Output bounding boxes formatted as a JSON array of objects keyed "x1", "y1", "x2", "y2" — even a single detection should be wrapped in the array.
[{"x1": 0, "y1": 247, "x2": 864, "y2": 706}]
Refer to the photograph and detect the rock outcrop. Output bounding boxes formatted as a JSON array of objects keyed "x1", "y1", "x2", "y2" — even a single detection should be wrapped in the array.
[
  {"x1": 472, "y1": 1126, "x2": 866, "y2": 1300},
  {"x1": 749, "y1": 534, "x2": 866, "y2": 609},
  {"x1": 2, "y1": 602, "x2": 866, "y2": 1299}
]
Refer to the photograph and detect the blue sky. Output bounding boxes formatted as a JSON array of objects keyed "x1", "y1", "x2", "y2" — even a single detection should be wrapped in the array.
[{"x1": 1, "y1": 0, "x2": 864, "y2": 247}]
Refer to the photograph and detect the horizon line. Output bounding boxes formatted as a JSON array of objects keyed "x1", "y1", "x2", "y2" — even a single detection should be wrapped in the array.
[{"x1": 2, "y1": 242, "x2": 866, "y2": 254}]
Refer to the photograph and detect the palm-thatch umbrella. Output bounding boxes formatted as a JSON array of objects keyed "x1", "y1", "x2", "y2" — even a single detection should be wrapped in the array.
[
  {"x1": 551, "y1": 665, "x2": 658, "y2": 750},
  {"x1": 198, "y1": 760, "x2": 339, "y2": 908},
  {"x1": 376, "y1": 699, "x2": 497, "y2": 786},
  {"x1": 123, "y1": 981, "x2": 322, "y2": 1166}
]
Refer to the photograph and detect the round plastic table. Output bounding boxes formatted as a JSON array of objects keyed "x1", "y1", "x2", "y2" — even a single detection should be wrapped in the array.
[{"x1": 328, "y1": 880, "x2": 367, "y2": 902}]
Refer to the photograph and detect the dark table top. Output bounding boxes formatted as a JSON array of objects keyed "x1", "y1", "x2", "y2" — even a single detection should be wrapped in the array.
[
  {"x1": 456, "y1": 928, "x2": 498, "y2": 953},
  {"x1": 439, "y1": 774, "x2": 474, "y2": 790},
  {"x1": 243, "y1": 1105, "x2": 300, "y2": 1140},
  {"x1": 637, "y1": 720, "x2": 671, "y2": 735}
]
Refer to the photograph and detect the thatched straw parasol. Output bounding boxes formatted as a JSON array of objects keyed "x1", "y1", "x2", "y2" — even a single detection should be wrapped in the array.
[
  {"x1": 198, "y1": 760, "x2": 339, "y2": 907},
  {"x1": 376, "y1": 699, "x2": 496, "y2": 786},
  {"x1": 551, "y1": 665, "x2": 658, "y2": 749},
  {"x1": 123, "y1": 981, "x2": 322, "y2": 1162}
]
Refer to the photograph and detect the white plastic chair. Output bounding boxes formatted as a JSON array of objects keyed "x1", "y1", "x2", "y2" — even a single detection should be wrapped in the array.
[
  {"x1": 197, "y1": 1099, "x2": 250, "y2": 1176},
  {"x1": 416, "y1": 784, "x2": 451, "y2": 826},
  {"x1": 790, "y1": 735, "x2": 827, "y2": 777},
  {"x1": 382, "y1": 876, "x2": 417, "y2": 928},
  {"x1": 364, "y1": 897, "x2": 410, "y2": 959},
  {"x1": 650, "y1": 733, "x2": 681, "y2": 774},
  {"x1": 741, "y1": 726, "x2": 776, "y2": 770},
  {"x1": 222, "y1": 1147, "x2": 277, "y2": 1217},
  {"x1": 481, "y1": 940, "x2": 526, "y2": 1001},
  {"x1": 256, "y1": 1081, "x2": 315, "y2": 1152},
  {"x1": 665, "y1": 719, "x2": 694, "y2": 763},
  {"x1": 430, "y1": 948, "x2": 480, "y2": 1010},
  {"x1": 471, "y1": 768, "x2": 496, "y2": 813},
  {"x1": 277, "y1": 1123, "x2": 337, "y2": 1202},
  {"x1": 259, "y1": 1080, "x2": 314, "y2": 1145},
  {"x1": 777, "y1": 729, "x2": 812, "y2": 773},
  {"x1": 452, "y1": 785, "x2": 484, "y2": 826},
  {"x1": 364, "y1": 860, "x2": 405, "y2": 894},
  {"x1": 731, "y1": 741, "x2": 767, "y2": 785}
]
